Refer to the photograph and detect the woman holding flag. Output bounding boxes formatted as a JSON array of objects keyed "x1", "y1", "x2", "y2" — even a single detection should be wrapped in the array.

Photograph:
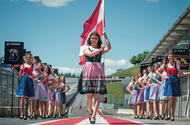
[
  {"x1": 82, "y1": 31, "x2": 111, "y2": 124},
  {"x1": 78, "y1": 0, "x2": 111, "y2": 123}
]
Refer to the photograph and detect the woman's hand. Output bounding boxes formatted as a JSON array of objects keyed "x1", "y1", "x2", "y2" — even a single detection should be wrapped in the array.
[
  {"x1": 100, "y1": 44, "x2": 105, "y2": 51},
  {"x1": 164, "y1": 75, "x2": 169, "y2": 79},
  {"x1": 102, "y1": 31, "x2": 108, "y2": 39},
  {"x1": 12, "y1": 67, "x2": 16, "y2": 71}
]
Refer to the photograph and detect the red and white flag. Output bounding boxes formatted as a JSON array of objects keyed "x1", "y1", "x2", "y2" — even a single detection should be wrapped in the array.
[{"x1": 79, "y1": 0, "x2": 105, "y2": 65}]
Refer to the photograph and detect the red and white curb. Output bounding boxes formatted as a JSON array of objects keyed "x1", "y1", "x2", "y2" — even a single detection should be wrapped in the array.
[{"x1": 28, "y1": 110, "x2": 143, "y2": 125}]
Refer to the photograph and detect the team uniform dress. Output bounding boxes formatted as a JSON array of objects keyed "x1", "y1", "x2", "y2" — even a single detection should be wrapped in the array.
[
  {"x1": 16, "y1": 63, "x2": 35, "y2": 98},
  {"x1": 56, "y1": 83, "x2": 67, "y2": 104},
  {"x1": 36, "y1": 75, "x2": 47, "y2": 100},
  {"x1": 163, "y1": 62, "x2": 181, "y2": 97},
  {"x1": 31, "y1": 65, "x2": 40, "y2": 100},
  {"x1": 81, "y1": 46, "x2": 106, "y2": 94},
  {"x1": 159, "y1": 71, "x2": 168, "y2": 101},
  {"x1": 145, "y1": 72, "x2": 152, "y2": 101},
  {"x1": 128, "y1": 82, "x2": 138, "y2": 105},
  {"x1": 136, "y1": 76, "x2": 146, "y2": 104},
  {"x1": 149, "y1": 73, "x2": 161, "y2": 101},
  {"x1": 48, "y1": 74, "x2": 56, "y2": 104},
  {"x1": 40, "y1": 73, "x2": 49, "y2": 101}
]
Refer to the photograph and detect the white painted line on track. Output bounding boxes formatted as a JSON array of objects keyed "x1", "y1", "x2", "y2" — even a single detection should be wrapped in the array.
[
  {"x1": 75, "y1": 113, "x2": 109, "y2": 125},
  {"x1": 27, "y1": 117, "x2": 81, "y2": 125}
]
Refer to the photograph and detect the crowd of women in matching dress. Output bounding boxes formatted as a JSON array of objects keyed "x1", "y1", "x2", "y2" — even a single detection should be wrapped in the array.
[
  {"x1": 127, "y1": 53, "x2": 190, "y2": 121},
  {"x1": 12, "y1": 53, "x2": 70, "y2": 120}
]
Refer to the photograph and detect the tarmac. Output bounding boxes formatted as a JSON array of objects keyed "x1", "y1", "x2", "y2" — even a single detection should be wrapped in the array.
[{"x1": 1, "y1": 94, "x2": 190, "y2": 125}]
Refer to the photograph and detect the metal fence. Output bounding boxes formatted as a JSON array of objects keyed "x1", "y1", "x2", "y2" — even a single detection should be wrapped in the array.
[{"x1": 0, "y1": 67, "x2": 20, "y2": 117}]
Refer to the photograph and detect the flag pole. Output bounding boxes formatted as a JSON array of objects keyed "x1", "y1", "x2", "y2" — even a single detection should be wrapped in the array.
[
  {"x1": 102, "y1": 0, "x2": 105, "y2": 44},
  {"x1": 102, "y1": 0, "x2": 105, "y2": 71}
]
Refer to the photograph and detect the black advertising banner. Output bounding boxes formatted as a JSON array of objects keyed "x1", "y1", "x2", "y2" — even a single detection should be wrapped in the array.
[
  {"x1": 140, "y1": 63, "x2": 152, "y2": 74},
  {"x1": 4, "y1": 42, "x2": 24, "y2": 65},
  {"x1": 54, "y1": 68, "x2": 58, "y2": 75},
  {"x1": 156, "y1": 56, "x2": 165, "y2": 63},
  {"x1": 152, "y1": 58, "x2": 157, "y2": 65},
  {"x1": 172, "y1": 49, "x2": 189, "y2": 70}
]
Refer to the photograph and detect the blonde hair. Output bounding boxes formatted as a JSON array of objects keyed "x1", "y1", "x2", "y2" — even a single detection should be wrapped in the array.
[{"x1": 24, "y1": 53, "x2": 34, "y2": 63}]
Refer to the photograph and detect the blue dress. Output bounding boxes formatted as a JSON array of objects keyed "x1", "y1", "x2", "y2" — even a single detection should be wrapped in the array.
[
  {"x1": 128, "y1": 82, "x2": 138, "y2": 105},
  {"x1": 16, "y1": 63, "x2": 35, "y2": 97},
  {"x1": 164, "y1": 63, "x2": 181, "y2": 97}
]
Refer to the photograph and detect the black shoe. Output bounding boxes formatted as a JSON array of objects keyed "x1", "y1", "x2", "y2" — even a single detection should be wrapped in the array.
[
  {"x1": 23, "y1": 116, "x2": 27, "y2": 120},
  {"x1": 19, "y1": 115, "x2": 23, "y2": 119},
  {"x1": 134, "y1": 115, "x2": 138, "y2": 119},
  {"x1": 154, "y1": 116, "x2": 159, "y2": 120},
  {"x1": 165, "y1": 115, "x2": 171, "y2": 120},
  {"x1": 30, "y1": 115, "x2": 33, "y2": 119},
  {"x1": 171, "y1": 116, "x2": 175, "y2": 121},
  {"x1": 160, "y1": 114, "x2": 165, "y2": 120},
  {"x1": 90, "y1": 117, "x2": 96, "y2": 124},
  {"x1": 154, "y1": 115, "x2": 159, "y2": 120},
  {"x1": 139, "y1": 116, "x2": 143, "y2": 119},
  {"x1": 34, "y1": 115, "x2": 38, "y2": 119}
]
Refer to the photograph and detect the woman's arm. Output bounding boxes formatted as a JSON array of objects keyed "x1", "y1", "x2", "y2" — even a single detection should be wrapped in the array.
[
  {"x1": 178, "y1": 68, "x2": 190, "y2": 77},
  {"x1": 138, "y1": 78, "x2": 146, "y2": 89},
  {"x1": 18, "y1": 70, "x2": 23, "y2": 79},
  {"x1": 156, "y1": 66, "x2": 168, "y2": 79},
  {"x1": 153, "y1": 74, "x2": 163, "y2": 84},
  {"x1": 147, "y1": 78, "x2": 153, "y2": 86},
  {"x1": 65, "y1": 85, "x2": 71, "y2": 93},
  {"x1": 83, "y1": 46, "x2": 104, "y2": 57},
  {"x1": 126, "y1": 84, "x2": 134, "y2": 95},
  {"x1": 102, "y1": 32, "x2": 111, "y2": 55}
]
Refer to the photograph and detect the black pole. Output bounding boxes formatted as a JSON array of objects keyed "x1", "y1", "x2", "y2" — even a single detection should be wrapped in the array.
[{"x1": 11, "y1": 65, "x2": 14, "y2": 117}]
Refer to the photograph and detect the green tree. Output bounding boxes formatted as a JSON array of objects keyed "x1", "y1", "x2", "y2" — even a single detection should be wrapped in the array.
[
  {"x1": 136, "y1": 53, "x2": 143, "y2": 64},
  {"x1": 130, "y1": 51, "x2": 149, "y2": 65},
  {"x1": 130, "y1": 56, "x2": 137, "y2": 65}
]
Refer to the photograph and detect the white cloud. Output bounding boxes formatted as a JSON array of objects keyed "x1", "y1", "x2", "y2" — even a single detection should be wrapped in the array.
[
  {"x1": 56, "y1": 66, "x2": 82, "y2": 75},
  {"x1": 104, "y1": 58, "x2": 133, "y2": 67},
  {"x1": 105, "y1": 68, "x2": 115, "y2": 76},
  {"x1": 27, "y1": 0, "x2": 74, "y2": 7},
  {"x1": 146, "y1": 0, "x2": 159, "y2": 3}
]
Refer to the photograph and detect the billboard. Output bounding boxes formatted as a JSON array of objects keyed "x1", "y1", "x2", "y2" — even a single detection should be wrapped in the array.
[
  {"x1": 173, "y1": 49, "x2": 189, "y2": 70},
  {"x1": 4, "y1": 42, "x2": 24, "y2": 65}
]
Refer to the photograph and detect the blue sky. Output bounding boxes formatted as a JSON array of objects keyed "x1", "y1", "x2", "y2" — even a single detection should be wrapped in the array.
[{"x1": 0, "y1": 0, "x2": 190, "y2": 75}]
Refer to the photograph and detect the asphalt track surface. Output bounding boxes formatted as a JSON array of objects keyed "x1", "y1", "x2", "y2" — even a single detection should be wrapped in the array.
[{"x1": 1, "y1": 94, "x2": 190, "y2": 125}]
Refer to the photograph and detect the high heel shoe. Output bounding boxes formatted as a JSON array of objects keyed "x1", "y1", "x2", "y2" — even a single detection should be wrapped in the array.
[
  {"x1": 165, "y1": 115, "x2": 171, "y2": 120},
  {"x1": 19, "y1": 115, "x2": 23, "y2": 119},
  {"x1": 88, "y1": 111, "x2": 93, "y2": 122},
  {"x1": 34, "y1": 114, "x2": 38, "y2": 119},
  {"x1": 154, "y1": 115, "x2": 159, "y2": 120},
  {"x1": 160, "y1": 114, "x2": 165, "y2": 120},
  {"x1": 23, "y1": 116, "x2": 27, "y2": 120},
  {"x1": 90, "y1": 117, "x2": 96, "y2": 124},
  {"x1": 30, "y1": 115, "x2": 33, "y2": 119},
  {"x1": 134, "y1": 115, "x2": 138, "y2": 119},
  {"x1": 171, "y1": 116, "x2": 175, "y2": 121}
]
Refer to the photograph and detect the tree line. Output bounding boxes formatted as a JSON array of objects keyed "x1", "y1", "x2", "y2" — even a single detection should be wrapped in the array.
[{"x1": 130, "y1": 51, "x2": 149, "y2": 65}]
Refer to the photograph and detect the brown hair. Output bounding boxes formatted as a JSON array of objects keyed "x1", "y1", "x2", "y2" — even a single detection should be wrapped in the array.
[
  {"x1": 152, "y1": 63, "x2": 159, "y2": 73},
  {"x1": 132, "y1": 74, "x2": 136, "y2": 82},
  {"x1": 87, "y1": 31, "x2": 102, "y2": 48},
  {"x1": 164, "y1": 52, "x2": 174, "y2": 71}
]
